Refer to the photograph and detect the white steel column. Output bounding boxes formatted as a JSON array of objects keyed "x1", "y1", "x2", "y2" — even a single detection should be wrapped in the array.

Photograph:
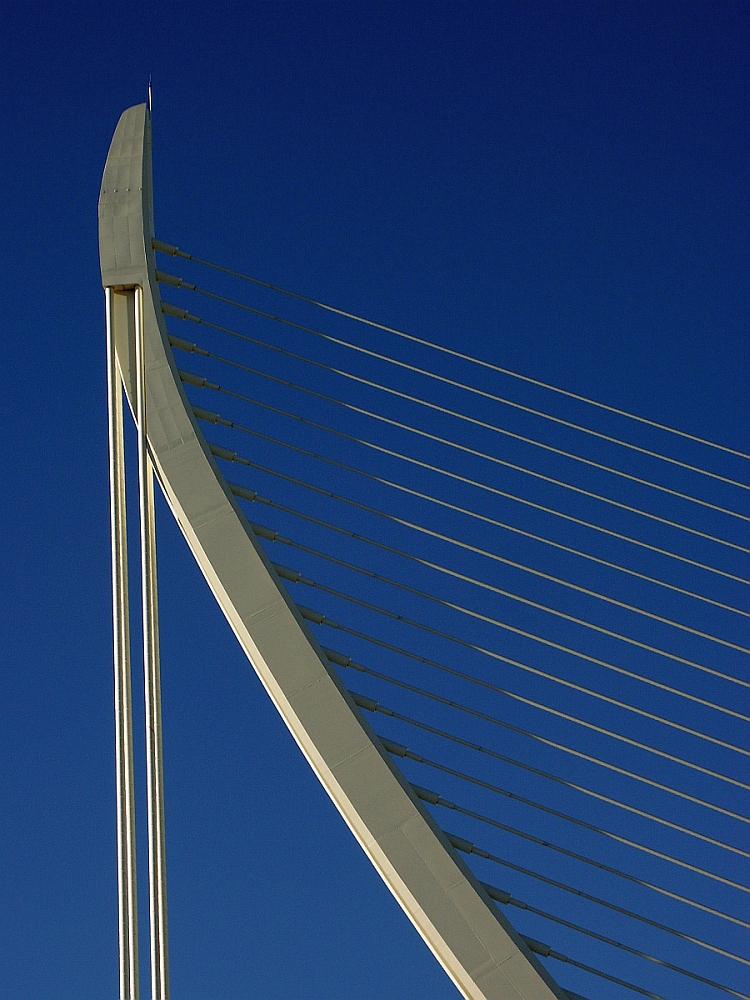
[
  {"x1": 106, "y1": 286, "x2": 140, "y2": 1000},
  {"x1": 134, "y1": 284, "x2": 170, "y2": 1000}
]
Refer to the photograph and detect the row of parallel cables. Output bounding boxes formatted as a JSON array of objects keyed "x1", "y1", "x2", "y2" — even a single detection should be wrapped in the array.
[{"x1": 152, "y1": 239, "x2": 749, "y2": 1000}]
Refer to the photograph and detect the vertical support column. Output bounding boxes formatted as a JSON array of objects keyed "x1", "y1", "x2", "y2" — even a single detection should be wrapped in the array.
[
  {"x1": 134, "y1": 285, "x2": 170, "y2": 1000},
  {"x1": 106, "y1": 287, "x2": 140, "y2": 1000}
]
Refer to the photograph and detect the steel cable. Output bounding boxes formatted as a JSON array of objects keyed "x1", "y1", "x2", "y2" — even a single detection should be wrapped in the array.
[
  {"x1": 392, "y1": 734, "x2": 750, "y2": 897},
  {"x1": 163, "y1": 301, "x2": 750, "y2": 543},
  {"x1": 152, "y1": 241, "x2": 750, "y2": 460},
  {"x1": 175, "y1": 336, "x2": 749, "y2": 585},
  {"x1": 336, "y1": 658, "x2": 750, "y2": 828},
  {"x1": 249, "y1": 518, "x2": 749, "y2": 761},
  {"x1": 212, "y1": 443, "x2": 750, "y2": 705},
  {"x1": 161, "y1": 277, "x2": 750, "y2": 504},
  {"x1": 350, "y1": 689, "x2": 749, "y2": 858},
  {"x1": 389, "y1": 740, "x2": 750, "y2": 926},
  {"x1": 173, "y1": 344, "x2": 750, "y2": 609},
  {"x1": 186, "y1": 382, "x2": 750, "y2": 650},
  {"x1": 200, "y1": 416, "x2": 750, "y2": 695},
  {"x1": 482, "y1": 883, "x2": 747, "y2": 998},
  {"x1": 166, "y1": 275, "x2": 750, "y2": 494},
  {"x1": 240, "y1": 504, "x2": 748, "y2": 756}
]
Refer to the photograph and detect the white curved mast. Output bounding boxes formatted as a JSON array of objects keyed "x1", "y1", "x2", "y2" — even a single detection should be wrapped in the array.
[{"x1": 99, "y1": 102, "x2": 567, "y2": 1000}]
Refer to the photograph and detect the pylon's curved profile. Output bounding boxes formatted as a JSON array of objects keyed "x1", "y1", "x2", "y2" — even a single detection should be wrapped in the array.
[{"x1": 100, "y1": 102, "x2": 567, "y2": 1000}]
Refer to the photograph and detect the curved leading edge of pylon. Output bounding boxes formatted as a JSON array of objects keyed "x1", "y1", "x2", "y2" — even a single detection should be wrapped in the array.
[{"x1": 99, "y1": 103, "x2": 567, "y2": 1000}]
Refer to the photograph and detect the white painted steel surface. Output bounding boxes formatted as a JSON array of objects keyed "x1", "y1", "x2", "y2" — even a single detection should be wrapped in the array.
[
  {"x1": 106, "y1": 287, "x2": 139, "y2": 1000},
  {"x1": 134, "y1": 284, "x2": 170, "y2": 1000},
  {"x1": 99, "y1": 103, "x2": 567, "y2": 1000}
]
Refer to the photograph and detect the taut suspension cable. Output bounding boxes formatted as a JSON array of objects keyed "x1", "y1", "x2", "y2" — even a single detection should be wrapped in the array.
[{"x1": 152, "y1": 240, "x2": 750, "y2": 460}]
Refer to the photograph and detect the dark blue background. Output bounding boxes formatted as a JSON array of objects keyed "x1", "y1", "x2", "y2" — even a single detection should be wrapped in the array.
[{"x1": 0, "y1": 3, "x2": 747, "y2": 998}]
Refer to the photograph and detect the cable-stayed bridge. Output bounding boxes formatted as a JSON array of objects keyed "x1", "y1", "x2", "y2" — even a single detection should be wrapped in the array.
[{"x1": 100, "y1": 103, "x2": 748, "y2": 1000}]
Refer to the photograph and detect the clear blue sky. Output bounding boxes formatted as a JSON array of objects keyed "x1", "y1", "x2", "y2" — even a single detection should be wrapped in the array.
[{"x1": 0, "y1": 3, "x2": 747, "y2": 999}]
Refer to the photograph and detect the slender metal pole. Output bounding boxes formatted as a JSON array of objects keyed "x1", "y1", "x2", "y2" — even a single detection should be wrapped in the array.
[
  {"x1": 134, "y1": 285, "x2": 170, "y2": 1000},
  {"x1": 106, "y1": 287, "x2": 140, "y2": 1000}
]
